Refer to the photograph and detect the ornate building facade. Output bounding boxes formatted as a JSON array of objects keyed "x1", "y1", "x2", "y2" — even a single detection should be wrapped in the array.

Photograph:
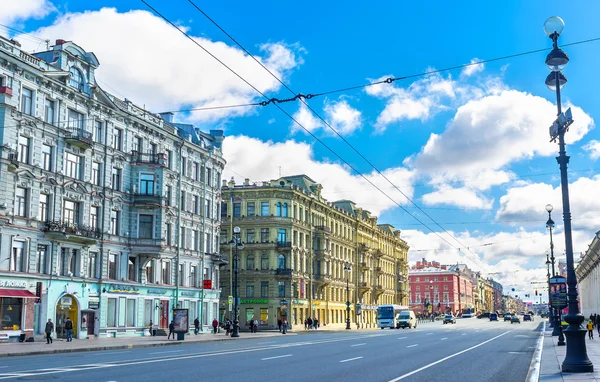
[
  {"x1": 219, "y1": 175, "x2": 409, "y2": 329},
  {"x1": 0, "y1": 37, "x2": 225, "y2": 340}
]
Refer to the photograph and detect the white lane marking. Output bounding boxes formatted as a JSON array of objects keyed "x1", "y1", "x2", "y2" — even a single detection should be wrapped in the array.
[
  {"x1": 261, "y1": 354, "x2": 292, "y2": 361},
  {"x1": 440, "y1": 338, "x2": 448, "y2": 341},
  {"x1": 340, "y1": 356, "x2": 363, "y2": 363},
  {"x1": 148, "y1": 350, "x2": 183, "y2": 355},
  {"x1": 406, "y1": 344, "x2": 419, "y2": 348},
  {"x1": 351, "y1": 343, "x2": 366, "y2": 347},
  {"x1": 95, "y1": 351, "x2": 132, "y2": 355},
  {"x1": 257, "y1": 341, "x2": 276, "y2": 345},
  {"x1": 388, "y1": 330, "x2": 515, "y2": 382},
  {"x1": 426, "y1": 333, "x2": 433, "y2": 335},
  {"x1": 397, "y1": 337, "x2": 407, "y2": 340},
  {"x1": 461, "y1": 333, "x2": 467, "y2": 336},
  {"x1": 526, "y1": 321, "x2": 546, "y2": 382},
  {"x1": 509, "y1": 352, "x2": 526, "y2": 354}
]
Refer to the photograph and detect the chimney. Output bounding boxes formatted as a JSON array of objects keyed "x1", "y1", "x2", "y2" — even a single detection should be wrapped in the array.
[
  {"x1": 159, "y1": 112, "x2": 174, "y2": 123},
  {"x1": 244, "y1": 178, "x2": 250, "y2": 186},
  {"x1": 55, "y1": 39, "x2": 66, "y2": 46}
]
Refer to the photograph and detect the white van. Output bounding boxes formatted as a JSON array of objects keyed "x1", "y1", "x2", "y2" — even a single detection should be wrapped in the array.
[{"x1": 396, "y1": 310, "x2": 417, "y2": 329}]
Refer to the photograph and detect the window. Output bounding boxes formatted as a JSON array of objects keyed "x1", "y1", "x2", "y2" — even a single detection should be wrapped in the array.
[
  {"x1": 112, "y1": 128, "x2": 122, "y2": 151},
  {"x1": 260, "y1": 228, "x2": 269, "y2": 243},
  {"x1": 191, "y1": 162, "x2": 198, "y2": 180},
  {"x1": 69, "y1": 67, "x2": 83, "y2": 89},
  {"x1": 246, "y1": 202, "x2": 255, "y2": 216},
  {"x1": 190, "y1": 265, "x2": 197, "y2": 287},
  {"x1": 181, "y1": 157, "x2": 187, "y2": 176},
  {"x1": 162, "y1": 261, "x2": 171, "y2": 284},
  {"x1": 179, "y1": 226, "x2": 186, "y2": 248},
  {"x1": 107, "y1": 298, "x2": 117, "y2": 327},
  {"x1": 150, "y1": 143, "x2": 157, "y2": 156},
  {"x1": 128, "y1": 257, "x2": 136, "y2": 282},
  {"x1": 277, "y1": 229, "x2": 287, "y2": 243},
  {"x1": 444, "y1": 285, "x2": 448, "y2": 291},
  {"x1": 139, "y1": 214, "x2": 153, "y2": 238},
  {"x1": 443, "y1": 276, "x2": 448, "y2": 281},
  {"x1": 134, "y1": 137, "x2": 143, "y2": 153},
  {"x1": 179, "y1": 264, "x2": 184, "y2": 286},
  {"x1": 434, "y1": 277, "x2": 438, "y2": 281},
  {"x1": 67, "y1": 109, "x2": 83, "y2": 130},
  {"x1": 276, "y1": 202, "x2": 282, "y2": 216},
  {"x1": 246, "y1": 229, "x2": 255, "y2": 243},
  {"x1": 20, "y1": 87, "x2": 33, "y2": 115},
  {"x1": 278, "y1": 282, "x2": 285, "y2": 298},
  {"x1": 165, "y1": 149, "x2": 172, "y2": 169},
  {"x1": 192, "y1": 230, "x2": 198, "y2": 251},
  {"x1": 282, "y1": 203, "x2": 288, "y2": 217},
  {"x1": 92, "y1": 162, "x2": 100, "y2": 185},
  {"x1": 18, "y1": 136, "x2": 30, "y2": 164},
  {"x1": 205, "y1": 199, "x2": 211, "y2": 218},
  {"x1": 42, "y1": 144, "x2": 52, "y2": 171},
  {"x1": 443, "y1": 293, "x2": 449, "y2": 302},
  {"x1": 246, "y1": 255, "x2": 255, "y2": 270},
  {"x1": 205, "y1": 233, "x2": 212, "y2": 253},
  {"x1": 139, "y1": 173, "x2": 154, "y2": 195},
  {"x1": 90, "y1": 206, "x2": 99, "y2": 230},
  {"x1": 261, "y1": 281, "x2": 269, "y2": 298},
  {"x1": 110, "y1": 210, "x2": 120, "y2": 235},
  {"x1": 166, "y1": 223, "x2": 172, "y2": 246},
  {"x1": 246, "y1": 283, "x2": 254, "y2": 298},
  {"x1": 69, "y1": 249, "x2": 78, "y2": 276},
  {"x1": 261, "y1": 254, "x2": 269, "y2": 270},
  {"x1": 65, "y1": 152, "x2": 81, "y2": 179},
  {"x1": 193, "y1": 195, "x2": 199, "y2": 214},
  {"x1": 126, "y1": 299, "x2": 135, "y2": 327},
  {"x1": 206, "y1": 168, "x2": 212, "y2": 186},
  {"x1": 63, "y1": 200, "x2": 79, "y2": 225},
  {"x1": 221, "y1": 202, "x2": 228, "y2": 218},
  {"x1": 424, "y1": 277, "x2": 429, "y2": 282},
  {"x1": 180, "y1": 191, "x2": 186, "y2": 212},
  {"x1": 221, "y1": 230, "x2": 228, "y2": 244},
  {"x1": 111, "y1": 167, "x2": 121, "y2": 191},
  {"x1": 34, "y1": 244, "x2": 48, "y2": 274},
  {"x1": 14, "y1": 187, "x2": 28, "y2": 217},
  {"x1": 87, "y1": 252, "x2": 97, "y2": 278},
  {"x1": 108, "y1": 253, "x2": 117, "y2": 280},
  {"x1": 166, "y1": 185, "x2": 172, "y2": 206},
  {"x1": 146, "y1": 261, "x2": 155, "y2": 283},
  {"x1": 415, "y1": 277, "x2": 420, "y2": 282},
  {"x1": 11, "y1": 241, "x2": 25, "y2": 272},
  {"x1": 261, "y1": 202, "x2": 269, "y2": 216},
  {"x1": 278, "y1": 255, "x2": 285, "y2": 270},
  {"x1": 94, "y1": 121, "x2": 102, "y2": 143},
  {"x1": 233, "y1": 202, "x2": 241, "y2": 217},
  {"x1": 44, "y1": 99, "x2": 54, "y2": 124}
]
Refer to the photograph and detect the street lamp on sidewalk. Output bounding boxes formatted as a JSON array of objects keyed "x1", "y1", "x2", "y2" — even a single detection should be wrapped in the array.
[
  {"x1": 543, "y1": 16, "x2": 592, "y2": 372},
  {"x1": 344, "y1": 263, "x2": 351, "y2": 330},
  {"x1": 546, "y1": 204, "x2": 562, "y2": 342},
  {"x1": 228, "y1": 226, "x2": 244, "y2": 338}
]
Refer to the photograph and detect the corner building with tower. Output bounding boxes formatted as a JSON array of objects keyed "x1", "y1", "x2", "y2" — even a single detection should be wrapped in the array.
[{"x1": 219, "y1": 175, "x2": 409, "y2": 330}]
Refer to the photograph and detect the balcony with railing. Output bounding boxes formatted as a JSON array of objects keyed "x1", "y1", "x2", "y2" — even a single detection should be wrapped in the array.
[
  {"x1": 7, "y1": 151, "x2": 18, "y2": 171},
  {"x1": 43, "y1": 220, "x2": 101, "y2": 244},
  {"x1": 211, "y1": 253, "x2": 229, "y2": 266},
  {"x1": 131, "y1": 151, "x2": 166, "y2": 165},
  {"x1": 314, "y1": 225, "x2": 332, "y2": 234},
  {"x1": 276, "y1": 268, "x2": 293, "y2": 277},
  {"x1": 375, "y1": 266, "x2": 384, "y2": 274},
  {"x1": 276, "y1": 241, "x2": 292, "y2": 249},
  {"x1": 374, "y1": 284, "x2": 385, "y2": 296},
  {"x1": 314, "y1": 274, "x2": 332, "y2": 285},
  {"x1": 65, "y1": 129, "x2": 93, "y2": 150},
  {"x1": 359, "y1": 281, "x2": 371, "y2": 295},
  {"x1": 133, "y1": 192, "x2": 167, "y2": 209}
]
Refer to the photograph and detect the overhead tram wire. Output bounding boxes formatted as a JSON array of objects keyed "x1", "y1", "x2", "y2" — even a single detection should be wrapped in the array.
[
  {"x1": 140, "y1": 0, "x2": 481, "y2": 260},
  {"x1": 186, "y1": 0, "x2": 492, "y2": 272}
]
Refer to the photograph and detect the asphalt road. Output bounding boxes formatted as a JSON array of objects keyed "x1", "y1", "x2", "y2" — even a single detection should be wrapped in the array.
[{"x1": 0, "y1": 318, "x2": 543, "y2": 382}]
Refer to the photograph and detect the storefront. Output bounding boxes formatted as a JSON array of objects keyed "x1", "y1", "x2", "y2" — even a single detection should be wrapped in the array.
[
  {"x1": 0, "y1": 278, "x2": 37, "y2": 341},
  {"x1": 44, "y1": 279, "x2": 97, "y2": 340}
]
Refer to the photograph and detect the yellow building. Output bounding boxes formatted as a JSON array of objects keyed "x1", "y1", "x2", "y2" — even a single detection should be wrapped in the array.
[{"x1": 219, "y1": 175, "x2": 409, "y2": 329}]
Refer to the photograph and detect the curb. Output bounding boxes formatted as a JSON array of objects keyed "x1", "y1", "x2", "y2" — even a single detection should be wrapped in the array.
[{"x1": 0, "y1": 332, "x2": 296, "y2": 358}]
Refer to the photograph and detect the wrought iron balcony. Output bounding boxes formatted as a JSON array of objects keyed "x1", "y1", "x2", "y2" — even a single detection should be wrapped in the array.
[
  {"x1": 43, "y1": 220, "x2": 100, "y2": 244},
  {"x1": 276, "y1": 268, "x2": 293, "y2": 276},
  {"x1": 133, "y1": 192, "x2": 167, "y2": 209},
  {"x1": 131, "y1": 152, "x2": 166, "y2": 165},
  {"x1": 276, "y1": 241, "x2": 292, "y2": 248},
  {"x1": 314, "y1": 274, "x2": 331, "y2": 284},
  {"x1": 7, "y1": 151, "x2": 18, "y2": 171},
  {"x1": 314, "y1": 225, "x2": 332, "y2": 233},
  {"x1": 65, "y1": 129, "x2": 93, "y2": 150}
]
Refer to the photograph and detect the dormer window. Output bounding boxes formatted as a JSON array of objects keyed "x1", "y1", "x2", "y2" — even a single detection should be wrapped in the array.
[{"x1": 69, "y1": 67, "x2": 83, "y2": 90}]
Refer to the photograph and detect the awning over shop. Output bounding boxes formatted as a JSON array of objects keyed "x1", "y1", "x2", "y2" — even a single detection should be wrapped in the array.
[{"x1": 0, "y1": 289, "x2": 36, "y2": 298}]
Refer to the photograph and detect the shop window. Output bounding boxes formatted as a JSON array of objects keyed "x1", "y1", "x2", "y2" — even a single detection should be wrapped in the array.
[
  {"x1": 126, "y1": 299, "x2": 136, "y2": 327},
  {"x1": 245, "y1": 308, "x2": 254, "y2": 325},
  {"x1": 0, "y1": 298, "x2": 23, "y2": 330},
  {"x1": 107, "y1": 298, "x2": 117, "y2": 327},
  {"x1": 260, "y1": 308, "x2": 268, "y2": 324}
]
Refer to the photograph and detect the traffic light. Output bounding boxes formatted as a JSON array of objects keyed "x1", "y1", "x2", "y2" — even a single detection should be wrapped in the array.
[{"x1": 535, "y1": 290, "x2": 538, "y2": 296}]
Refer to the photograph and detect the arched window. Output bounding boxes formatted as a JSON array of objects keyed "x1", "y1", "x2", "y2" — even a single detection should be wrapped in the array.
[
  {"x1": 246, "y1": 255, "x2": 255, "y2": 270},
  {"x1": 69, "y1": 67, "x2": 83, "y2": 89},
  {"x1": 261, "y1": 254, "x2": 269, "y2": 270},
  {"x1": 278, "y1": 254, "x2": 285, "y2": 270},
  {"x1": 276, "y1": 202, "x2": 282, "y2": 216},
  {"x1": 282, "y1": 203, "x2": 288, "y2": 217}
]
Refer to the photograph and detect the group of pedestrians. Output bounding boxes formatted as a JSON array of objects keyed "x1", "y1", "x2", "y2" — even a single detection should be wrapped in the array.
[
  {"x1": 304, "y1": 317, "x2": 319, "y2": 330},
  {"x1": 416, "y1": 312, "x2": 440, "y2": 324},
  {"x1": 43, "y1": 318, "x2": 74, "y2": 344},
  {"x1": 586, "y1": 313, "x2": 600, "y2": 339}
]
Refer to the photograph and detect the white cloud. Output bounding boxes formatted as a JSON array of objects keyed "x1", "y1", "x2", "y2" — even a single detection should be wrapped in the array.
[
  {"x1": 290, "y1": 103, "x2": 322, "y2": 133},
  {"x1": 421, "y1": 186, "x2": 493, "y2": 210},
  {"x1": 583, "y1": 140, "x2": 600, "y2": 160},
  {"x1": 19, "y1": 8, "x2": 303, "y2": 122},
  {"x1": 461, "y1": 58, "x2": 484, "y2": 77},
  {"x1": 323, "y1": 99, "x2": 362, "y2": 135},
  {"x1": 0, "y1": 0, "x2": 53, "y2": 26},
  {"x1": 222, "y1": 135, "x2": 414, "y2": 215}
]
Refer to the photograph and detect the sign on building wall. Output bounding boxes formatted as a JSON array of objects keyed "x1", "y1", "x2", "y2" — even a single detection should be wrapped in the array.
[{"x1": 203, "y1": 280, "x2": 212, "y2": 289}]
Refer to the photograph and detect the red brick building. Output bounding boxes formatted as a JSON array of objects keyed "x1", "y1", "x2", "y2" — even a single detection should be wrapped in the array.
[{"x1": 408, "y1": 259, "x2": 475, "y2": 315}]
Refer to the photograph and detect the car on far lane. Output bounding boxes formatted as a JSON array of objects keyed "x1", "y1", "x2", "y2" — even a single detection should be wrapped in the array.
[
  {"x1": 489, "y1": 313, "x2": 499, "y2": 321},
  {"x1": 523, "y1": 314, "x2": 534, "y2": 322},
  {"x1": 511, "y1": 315, "x2": 521, "y2": 324},
  {"x1": 477, "y1": 312, "x2": 491, "y2": 319},
  {"x1": 443, "y1": 315, "x2": 456, "y2": 324},
  {"x1": 504, "y1": 314, "x2": 512, "y2": 322}
]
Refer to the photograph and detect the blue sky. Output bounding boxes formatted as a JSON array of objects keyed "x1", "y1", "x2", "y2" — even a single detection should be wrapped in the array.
[{"x1": 4, "y1": 0, "x2": 600, "y2": 301}]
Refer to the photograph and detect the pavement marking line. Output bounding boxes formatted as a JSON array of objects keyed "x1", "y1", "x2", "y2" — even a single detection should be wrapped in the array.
[
  {"x1": 397, "y1": 337, "x2": 407, "y2": 340},
  {"x1": 388, "y1": 329, "x2": 515, "y2": 382},
  {"x1": 526, "y1": 321, "x2": 546, "y2": 382},
  {"x1": 351, "y1": 343, "x2": 366, "y2": 347},
  {"x1": 257, "y1": 341, "x2": 276, "y2": 345},
  {"x1": 340, "y1": 356, "x2": 363, "y2": 363},
  {"x1": 461, "y1": 333, "x2": 467, "y2": 336},
  {"x1": 406, "y1": 344, "x2": 419, "y2": 348},
  {"x1": 426, "y1": 333, "x2": 433, "y2": 335},
  {"x1": 261, "y1": 354, "x2": 292, "y2": 361},
  {"x1": 148, "y1": 350, "x2": 184, "y2": 355},
  {"x1": 440, "y1": 338, "x2": 448, "y2": 341}
]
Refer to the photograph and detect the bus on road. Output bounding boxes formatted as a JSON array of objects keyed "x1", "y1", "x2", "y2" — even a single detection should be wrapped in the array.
[{"x1": 376, "y1": 304, "x2": 408, "y2": 329}]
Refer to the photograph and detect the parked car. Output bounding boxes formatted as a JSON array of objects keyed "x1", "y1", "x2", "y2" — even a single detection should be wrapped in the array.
[
  {"x1": 504, "y1": 314, "x2": 512, "y2": 322},
  {"x1": 477, "y1": 312, "x2": 491, "y2": 319},
  {"x1": 511, "y1": 315, "x2": 521, "y2": 324},
  {"x1": 489, "y1": 313, "x2": 498, "y2": 321},
  {"x1": 462, "y1": 313, "x2": 473, "y2": 318},
  {"x1": 523, "y1": 314, "x2": 534, "y2": 322},
  {"x1": 396, "y1": 310, "x2": 417, "y2": 329},
  {"x1": 443, "y1": 315, "x2": 456, "y2": 324}
]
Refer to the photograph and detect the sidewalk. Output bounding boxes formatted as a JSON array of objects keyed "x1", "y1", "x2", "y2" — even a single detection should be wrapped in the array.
[
  {"x1": 539, "y1": 323, "x2": 600, "y2": 381},
  {"x1": 0, "y1": 330, "x2": 297, "y2": 358}
]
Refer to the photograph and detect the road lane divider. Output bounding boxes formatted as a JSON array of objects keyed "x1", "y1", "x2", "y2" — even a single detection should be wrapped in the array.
[
  {"x1": 351, "y1": 343, "x2": 366, "y2": 347},
  {"x1": 340, "y1": 357, "x2": 363, "y2": 363},
  {"x1": 148, "y1": 350, "x2": 183, "y2": 355},
  {"x1": 261, "y1": 354, "x2": 292, "y2": 361},
  {"x1": 406, "y1": 344, "x2": 418, "y2": 348},
  {"x1": 440, "y1": 338, "x2": 447, "y2": 341},
  {"x1": 397, "y1": 337, "x2": 407, "y2": 340},
  {"x1": 388, "y1": 329, "x2": 515, "y2": 382},
  {"x1": 526, "y1": 321, "x2": 546, "y2": 382}
]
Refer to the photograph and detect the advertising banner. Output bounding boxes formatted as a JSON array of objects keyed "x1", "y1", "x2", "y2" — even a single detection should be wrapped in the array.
[
  {"x1": 173, "y1": 309, "x2": 189, "y2": 333},
  {"x1": 549, "y1": 276, "x2": 567, "y2": 310}
]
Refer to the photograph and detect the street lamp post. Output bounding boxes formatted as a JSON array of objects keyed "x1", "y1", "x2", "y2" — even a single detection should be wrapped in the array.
[
  {"x1": 344, "y1": 263, "x2": 351, "y2": 330},
  {"x1": 543, "y1": 16, "x2": 592, "y2": 372},
  {"x1": 545, "y1": 250, "x2": 552, "y2": 325},
  {"x1": 229, "y1": 226, "x2": 244, "y2": 338},
  {"x1": 546, "y1": 204, "x2": 563, "y2": 343}
]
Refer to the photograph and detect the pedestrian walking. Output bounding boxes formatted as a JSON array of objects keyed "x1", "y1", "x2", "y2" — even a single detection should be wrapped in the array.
[
  {"x1": 148, "y1": 320, "x2": 155, "y2": 336},
  {"x1": 253, "y1": 318, "x2": 258, "y2": 333},
  {"x1": 282, "y1": 319, "x2": 288, "y2": 334},
  {"x1": 64, "y1": 317, "x2": 74, "y2": 342},
  {"x1": 314, "y1": 318, "x2": 319, "y2": 330},
  {"x1": 307, "y1": 317, "x2": 313, "y2": 330},
  {"x1": 225, "y1": 319, "x2": 231, "y2": 336},
  {"x1": 212, "y1": 318, "x2": 219, "y2": 334},
  {"x1": 45, "y1": 319, "x2": 54, "y2": 344},
  {"x1": 587, "y1": 320, "x2": 594, "y2": 339},
  {"x1": 278, "y1": 318, "x2": 282, "y2": 332},
  {"x1": 194, "y1": 317, "x2": 200, "y2": 335},
  {"x1": 304, "y1": 318, "x2": 308, "y2": 330},
  {"x1": 168, "y1": 320, "x2": 175, "y2": 339}
]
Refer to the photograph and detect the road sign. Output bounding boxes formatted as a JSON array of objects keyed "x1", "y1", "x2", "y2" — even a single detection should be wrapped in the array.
[
  {"x1": 228, "y1": 303, "x2": 232, "y2": 312},
  {"x1": 228, "y1": 295, "x2": 233, "y2": 304}
]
